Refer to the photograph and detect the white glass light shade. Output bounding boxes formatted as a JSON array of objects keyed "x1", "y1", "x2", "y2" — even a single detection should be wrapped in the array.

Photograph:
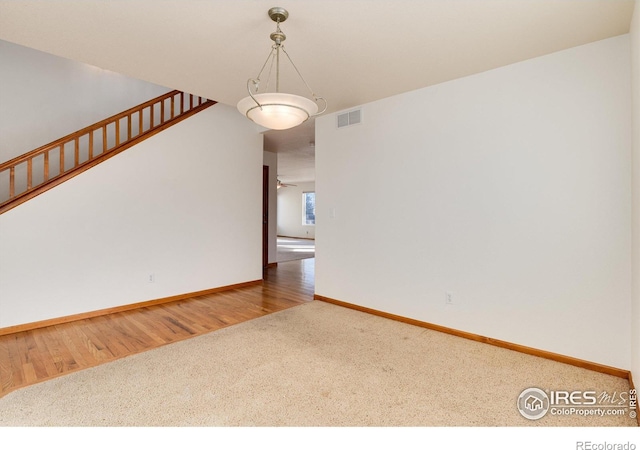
[{"x1": 237, "y1": 93, "x2": 318, "y2": 130}]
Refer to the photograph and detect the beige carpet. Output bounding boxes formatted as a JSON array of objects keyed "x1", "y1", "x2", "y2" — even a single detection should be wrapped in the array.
[
  {"x1": 276, "y1": 237, "x2": 315, "y2": 262},
  {"x1": 0, "y1": 301, "x2": 635, "y2": 427}
]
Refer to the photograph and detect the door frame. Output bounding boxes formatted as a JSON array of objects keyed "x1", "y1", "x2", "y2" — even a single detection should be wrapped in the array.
[{"x1": 262, "y1": 165, "x2": 269, "y2": 271}]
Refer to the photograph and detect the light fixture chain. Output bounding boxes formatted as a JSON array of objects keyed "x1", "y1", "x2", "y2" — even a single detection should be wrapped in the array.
[
  {"x1": 280, "y1": 46, "x2": 318, "y2": 99},
  {"x1": 263, "y1": 48, "x2": 276, "y2": 93},
  {"x1": 254, "y1": 47, "x2": 277, "y2": 87},
  {"x1": 276, "y1": 44, "x2": 280, "y2": 92}
]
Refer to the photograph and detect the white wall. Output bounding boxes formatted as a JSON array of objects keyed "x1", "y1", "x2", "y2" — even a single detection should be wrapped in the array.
[
  {"x1": 0, "y1": 39, "x2": 170, "y2": 163},
  {"x1": 316, "y1": 35, "x2": 632, "y2": 370},
  {"x1": 263, "y1": 151, "x2": 278, "y2": 264},
  {"x1": 277, "y1": 182, "x2": 316, "y2": 239},
  {"x1": 631, "y1": 0, "x2": 640, "y2": 383},
  {"x1": 0, "y1": 105, "x2": 263, "y2": 328}
]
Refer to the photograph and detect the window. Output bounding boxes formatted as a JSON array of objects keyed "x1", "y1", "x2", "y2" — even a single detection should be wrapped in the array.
[{"x1": 303, "y1": 192, "x2": 315, "y2": 226}]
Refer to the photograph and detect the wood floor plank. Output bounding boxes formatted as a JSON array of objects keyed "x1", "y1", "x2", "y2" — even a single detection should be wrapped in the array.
[
  {"x1": 43, "y1": 324, "x2": 79, "y2": 373},
  {"x1": 58, "y1": 322, "x2": 105, "y2": 365},
  {"x1": 0, "y1": 341, "x2": 14, "y2": 392},
  {"x1": 0, "y1": 259, "x2": 313, "y2": 397},
  {"x1": 85, "y1": 316, "x2": 136, "y2": 357},
  {"x1": 156, "y1": 304, "x2": 212, "y2": 335},
  {"x1": 121, "y1": 314, "x2": 169, "y2": 346},
  {"x1": 54, "y1": 326, "x2": 92, "y2": 368},
  {"x1": 21, "y1": 362, "x2": 37, "y2": 384},
  {"x1": 30, "y1": 331, "x2": 62, "y2": 378},
  {"x1": 24, "y1": 332, "x2": 51, "y2": 381},
  {"x1": 6, "y1": 336, "x2": 27, "y2": 385},
  {"x1": 75, "y1": 322, "x2": 114, "y2": 361},
  {"x1": 101, "y1": 314, "x2": 155, "y2": 353}
]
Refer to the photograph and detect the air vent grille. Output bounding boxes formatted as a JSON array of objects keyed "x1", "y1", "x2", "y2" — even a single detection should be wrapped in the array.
[{"x1": 337, "y1": 109, "x2": 362, "y2": 128}]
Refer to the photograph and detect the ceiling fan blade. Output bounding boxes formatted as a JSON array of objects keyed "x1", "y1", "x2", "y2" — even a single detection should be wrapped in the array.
[{"x1": 276, "y1": 178, "x2": 297, "y2": 188}]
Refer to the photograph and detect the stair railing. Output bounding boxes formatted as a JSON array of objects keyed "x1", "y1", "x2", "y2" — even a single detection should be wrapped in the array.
[{"x1": 0, "y1": 90, "x2": 216, "y2": 215}]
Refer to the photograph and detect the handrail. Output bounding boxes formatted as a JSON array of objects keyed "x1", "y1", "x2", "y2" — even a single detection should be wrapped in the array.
[{"x1": 0, "y1": 90, "x2": 216, "y2": 215}]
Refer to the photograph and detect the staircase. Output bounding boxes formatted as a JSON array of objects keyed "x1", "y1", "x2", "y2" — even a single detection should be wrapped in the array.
[{"x1": 0, "y1": 90, "x2": 216, "y2": 215}]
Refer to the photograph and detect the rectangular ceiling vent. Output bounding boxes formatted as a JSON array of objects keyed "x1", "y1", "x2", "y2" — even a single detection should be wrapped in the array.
[{"x1": 337, "y1": 109, "x2": 362, "y2": 128}]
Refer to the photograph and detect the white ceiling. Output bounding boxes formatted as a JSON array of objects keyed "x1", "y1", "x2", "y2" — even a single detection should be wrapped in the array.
[{"x1": 0, "y1": 1, "x2": 635, "y2": 184}]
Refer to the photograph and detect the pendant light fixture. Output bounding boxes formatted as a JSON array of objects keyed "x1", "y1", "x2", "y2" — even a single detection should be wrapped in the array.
[{"x1": 237, "y1": 7, "x2": 326, "y2": 130}]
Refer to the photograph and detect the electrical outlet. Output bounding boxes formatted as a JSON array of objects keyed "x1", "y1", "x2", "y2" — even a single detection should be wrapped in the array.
[
  {"x1": 148, "y1": 273, "x2": 155, "y2": 283},
  {"x1": 445, "y1": 292, "x2": 454, "y2": 305}
]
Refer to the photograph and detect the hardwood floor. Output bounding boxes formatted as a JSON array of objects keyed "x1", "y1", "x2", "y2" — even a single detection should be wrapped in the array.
[{"x1": 0, "y1": 258, "x2": 314, "y2": 397}]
